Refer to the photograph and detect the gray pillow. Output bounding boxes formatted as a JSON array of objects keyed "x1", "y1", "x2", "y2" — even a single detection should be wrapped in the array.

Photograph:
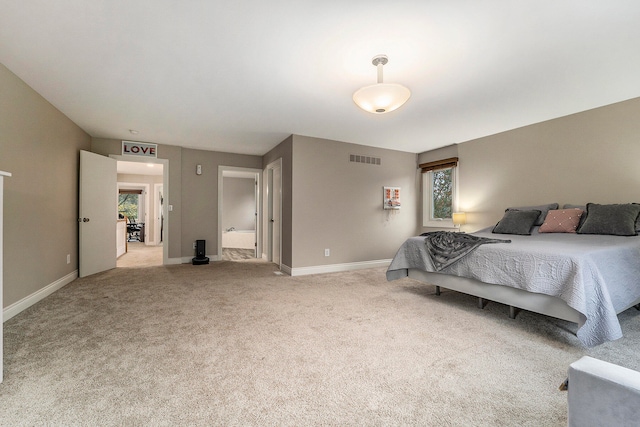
[
  {"x1": 507, "y1": 203, "x2": 559, "y2": 226},
  {"x1": 577, "y1": 203, "x2": 640, "y2": 236},
  {"x1": 493, "y1": 210, "x2": 541, "y2": 235}
]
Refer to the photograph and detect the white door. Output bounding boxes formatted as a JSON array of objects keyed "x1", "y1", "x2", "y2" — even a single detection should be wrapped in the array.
[
  {"x1": 79, "y1": 150, "x2": 117, "y2": 277},
  {"x1": 271, "y1": 165, "x2": 281, "y2": 266},
  {"x1": 253, "y1": 178, "x2": 258, "y2": 258},
  {"x1": 155, "y1": 184, "x2": 163, "y2": 244}
]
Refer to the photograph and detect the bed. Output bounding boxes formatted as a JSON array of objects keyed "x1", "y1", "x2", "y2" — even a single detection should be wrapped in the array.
[{"x1": 386, "y1": 204, "x2": 640, "y2": 347}]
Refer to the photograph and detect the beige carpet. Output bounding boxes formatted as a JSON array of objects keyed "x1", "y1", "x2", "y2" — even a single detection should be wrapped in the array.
[
  {"x1": 2, "y1": 262, "x2": 639, "y2": 426},
  {"x1": 117, "y1": 242, "x2": 163, "y2": 268},
  {"x1": 222, "y1": 248, "x2": 259, "y2": 261}
]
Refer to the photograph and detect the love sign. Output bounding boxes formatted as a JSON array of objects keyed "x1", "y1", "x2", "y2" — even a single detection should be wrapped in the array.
[{"x1": 122, "y1": 141, "x2": 158, "y2": 158}]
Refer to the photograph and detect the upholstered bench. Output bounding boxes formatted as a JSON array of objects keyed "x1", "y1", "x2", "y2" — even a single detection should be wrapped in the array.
[{"x1": 568, "y1": 356, "x2": 640, "y2": 426}]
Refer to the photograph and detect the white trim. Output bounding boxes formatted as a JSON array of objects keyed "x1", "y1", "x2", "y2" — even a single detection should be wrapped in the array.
[
  {"x1": 289, "y1": 259, "x2": 392, "y2": 277},
  {"x1": 280, "y1": 264, "x2": 292, "y2": 275},
  {"x1": 3, "y1": 270, "x2": 78, "y2": 322}
]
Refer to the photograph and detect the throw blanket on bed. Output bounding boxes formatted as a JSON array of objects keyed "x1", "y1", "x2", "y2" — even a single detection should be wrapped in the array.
[{"x1": 421, "y1": 231, "x2": 511, "y2": 271}]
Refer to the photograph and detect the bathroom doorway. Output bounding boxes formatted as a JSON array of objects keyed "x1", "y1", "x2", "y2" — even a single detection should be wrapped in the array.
[{"x1": 218, "y1": 166, "x2": 262, "y2": 261}]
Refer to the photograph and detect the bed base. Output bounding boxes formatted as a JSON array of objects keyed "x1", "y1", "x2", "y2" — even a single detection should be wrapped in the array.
[
  {"x1": 411, "y1": 269, "x2": 640, "y2": 324},
  {"x1": 410, "y1": 269, "x2": 583, "y2": 323},
  {"x1": 435, "y1": 284, "x2": 521, "y2": 319}
]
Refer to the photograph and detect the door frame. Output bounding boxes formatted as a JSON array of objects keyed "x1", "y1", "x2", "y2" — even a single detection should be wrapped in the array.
[
  {"x1": 265, "y1": 158, "x2": 282, "y2": 267},
  {"x1": 217, "y1": 166, "x2": 262, "y2": 261},
  {"x1": 110, "y1": 155, "x2": 169, "y2": 266}
]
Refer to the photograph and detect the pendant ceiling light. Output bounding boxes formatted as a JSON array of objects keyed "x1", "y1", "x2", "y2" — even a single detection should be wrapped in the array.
[{"x1": 353, "y1": 54, "x2": 411, "y2": 114}]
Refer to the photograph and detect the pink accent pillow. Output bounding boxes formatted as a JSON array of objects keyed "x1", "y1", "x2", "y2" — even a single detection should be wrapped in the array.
[{"x1": 539, "y1": 208, "x2": 584, "y2": 233}]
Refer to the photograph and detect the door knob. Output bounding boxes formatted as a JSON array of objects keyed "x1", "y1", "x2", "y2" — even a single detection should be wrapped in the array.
[{"x1": 78, "y1": 217, "x2": 90, "y2": 222}]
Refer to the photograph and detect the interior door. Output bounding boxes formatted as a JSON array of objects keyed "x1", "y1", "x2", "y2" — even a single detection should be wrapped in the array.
[
  {"x1": 155, "y1": 184, "x2": 163, "y2": 244},
  {"x1": 254, "y1": 178, "x2": 258, "y2": 258},
  {"x1": 272, "y1": 165, "x2": 281, "y2": 266},
  {"x1": 79, "y1": 150, "x2": 117, "y2": 277}
]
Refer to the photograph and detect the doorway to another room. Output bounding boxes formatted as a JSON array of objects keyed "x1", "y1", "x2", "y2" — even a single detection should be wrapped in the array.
[
  {"x1": 116, "y1": 160, "x2": 165, "y2": 268},
  {"x1": 218, "y1": 166, "x2": 262, "y2": 262}
]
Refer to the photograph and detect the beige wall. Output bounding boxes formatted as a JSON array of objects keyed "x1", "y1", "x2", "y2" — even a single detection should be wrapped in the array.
[
  {"x1": 180, "y1": 149, "x2": 261, "y2": 256},
  {"x1": 290, "y1": 135, "x2": 418, "y2": 268},
  {"x1": 0, "y1": 63, "x2": 91, "y2": 307},
  {"x1": 419, "y1": 97, "x2": 640, "y2": 232}
]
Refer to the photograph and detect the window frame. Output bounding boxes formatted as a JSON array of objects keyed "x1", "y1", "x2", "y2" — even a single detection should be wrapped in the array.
[{"x1": 422, "y1": 165, "x2": 459, "y2": 228}]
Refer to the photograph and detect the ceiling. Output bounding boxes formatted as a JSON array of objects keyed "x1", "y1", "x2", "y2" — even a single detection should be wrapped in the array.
[{"x1": 2, "y1": 1, "x2": 640, "y2": 156}]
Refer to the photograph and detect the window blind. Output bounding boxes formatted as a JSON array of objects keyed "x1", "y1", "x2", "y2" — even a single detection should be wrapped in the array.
[{"x1": 419, "y1": 157, "x2": 458, "y2": 173}]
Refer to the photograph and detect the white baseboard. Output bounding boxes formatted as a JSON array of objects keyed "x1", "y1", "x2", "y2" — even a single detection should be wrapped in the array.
[
  {"x1": 280, "y1": 264, "x2": 292, "y2": 275},
  {"x1": 289, "y1": 259, "x2": 392, "y2": 277},
  {"x1": 3, "y1": 270, "x2": 78, "y2": 322}
]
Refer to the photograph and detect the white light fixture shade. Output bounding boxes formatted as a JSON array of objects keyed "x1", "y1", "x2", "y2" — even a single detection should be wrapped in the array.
[
  {"x1": 353, "y1": 83, "x2": 411, "y2": 114},
  {"x1": 353, "y1": 54, "x2": 411, "y2": 114}
]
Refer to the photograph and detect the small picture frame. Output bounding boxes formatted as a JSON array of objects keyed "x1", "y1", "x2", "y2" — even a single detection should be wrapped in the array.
[{"x1": 383, "y1": 186, "x2": 401, "y2": 210}]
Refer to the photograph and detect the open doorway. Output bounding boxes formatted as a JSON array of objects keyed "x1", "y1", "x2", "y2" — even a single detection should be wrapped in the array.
[
  {"x1": 218, "y1": 166, "x2": 262, "y2": 262},
  {"x1": 114, "y1": 159, "x2": 167, "y2": 267}
]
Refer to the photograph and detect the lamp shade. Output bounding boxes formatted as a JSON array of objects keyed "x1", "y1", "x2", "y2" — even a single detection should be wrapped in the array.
[
  {"x1": 353, "y1": 83, "x2": 411, "y2": 114},
  {"x1": 452, "y1": 212, "x2": 467, "y2": 226}
]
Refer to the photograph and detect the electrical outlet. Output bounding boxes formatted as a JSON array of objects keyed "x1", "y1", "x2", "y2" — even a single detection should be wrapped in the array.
[
  {"x1": 193, "y1": 242, "x2": 197, "y2": 249},
  {"x1": 66, "y1": 254, "x2": 71, "y2": 264},
  {"x1": 324, "y1": 248, "x2": 330, "y2": 257}
]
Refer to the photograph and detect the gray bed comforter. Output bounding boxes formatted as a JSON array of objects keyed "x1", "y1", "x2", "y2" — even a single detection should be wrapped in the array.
[{"x1": 387, "y1": 227, "x2": 640, "y2": 347}]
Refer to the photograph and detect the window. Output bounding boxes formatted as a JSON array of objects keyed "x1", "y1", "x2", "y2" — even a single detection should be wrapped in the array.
[
  {"x1": 118, "y1": 190, "x2": 143, "y2": 221},
  {"x1": 421, "y1": 157, "x2": 458, "y2": 228}
]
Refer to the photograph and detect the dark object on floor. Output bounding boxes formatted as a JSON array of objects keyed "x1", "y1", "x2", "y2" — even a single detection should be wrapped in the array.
[
  {"x1": 559, "y1": 378, "x2": 569, "y2": 391},
  {"x1": 192, "y1": 239, "x2": 209, "y2": 265}
]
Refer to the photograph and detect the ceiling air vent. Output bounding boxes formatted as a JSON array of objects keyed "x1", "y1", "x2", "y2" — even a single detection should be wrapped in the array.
[{"x1": 349, "y1": 154, "x2": 381, "y2": 166}]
